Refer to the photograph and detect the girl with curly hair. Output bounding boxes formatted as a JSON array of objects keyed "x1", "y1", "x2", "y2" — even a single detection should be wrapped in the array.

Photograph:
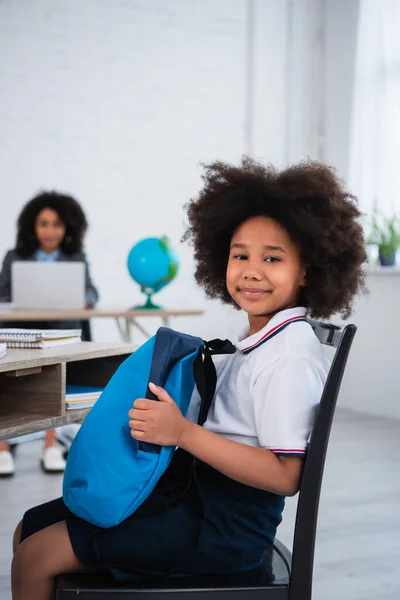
[
  {"x1": 11, "y1": 159, "x2": 366, "y2": 600},
  {"x1": 0, "y1": 191, "x2": 98, "y2": 476}
]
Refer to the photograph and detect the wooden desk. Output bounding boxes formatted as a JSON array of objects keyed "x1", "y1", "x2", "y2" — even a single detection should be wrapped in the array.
[
  {"x1": 0, "y1": 342, "x2": 135, "y2": 441},
  {"x1": 0, "y1": 308, "x2": 204, "y2": 342}
]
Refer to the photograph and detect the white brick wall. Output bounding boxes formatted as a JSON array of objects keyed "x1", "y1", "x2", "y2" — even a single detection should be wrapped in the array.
[{"x1": 0, "y1": 0, "x2": 357, "y2": 343}]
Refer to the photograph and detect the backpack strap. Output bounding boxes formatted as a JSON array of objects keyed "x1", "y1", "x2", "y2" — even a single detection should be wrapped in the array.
[{"x1": 139, "y1": 328, "x2": 204, "y2": 454}]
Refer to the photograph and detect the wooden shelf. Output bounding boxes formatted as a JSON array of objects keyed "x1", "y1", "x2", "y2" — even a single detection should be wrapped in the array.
[
  {"x1": 0, "y1": 342, "x2": 135, "y2": 441},
  {"x1": 364, "y1": 266, "x2": 400, "y2": 276},
  {"x1": 0, "y1": 342, "x2": 135, "y2": 373},
  {"x1": 0, "y1": 409, "x2": 91, "y2": 440}
]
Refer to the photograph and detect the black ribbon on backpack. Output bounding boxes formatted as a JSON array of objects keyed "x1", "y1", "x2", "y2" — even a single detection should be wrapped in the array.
[{"x1": 194, "y1": 338, "x2": 236, "y2": 426}]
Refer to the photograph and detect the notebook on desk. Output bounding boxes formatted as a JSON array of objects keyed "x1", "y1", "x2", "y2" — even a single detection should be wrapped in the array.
[
  {"x1": 0, "y1": 328, "x2": 82, "y2": 348},
  {"x1": 11, "y1": 261, "x2": 85, "y2": 310}
]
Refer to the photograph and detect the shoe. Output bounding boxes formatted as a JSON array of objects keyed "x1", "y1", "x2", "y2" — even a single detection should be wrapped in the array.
[
  {"x1": 41, "y1": 446, "x2": 66, "y2": 473},
  {"x1": 0, "y1": 450, "x2": 15, "y2": 477},
  {"x1": 56, "y1": 423, "x2": 80, "y2": 460}
]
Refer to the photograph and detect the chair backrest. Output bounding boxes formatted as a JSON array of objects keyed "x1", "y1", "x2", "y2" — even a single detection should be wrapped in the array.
[{"x1": 288, "y1": 320, "x2": 357, "y2": 600}]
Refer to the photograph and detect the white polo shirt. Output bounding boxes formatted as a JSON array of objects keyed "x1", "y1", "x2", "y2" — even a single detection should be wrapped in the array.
[{"x1": 186, "y1": 307, "x2": 330, "y2": 457}]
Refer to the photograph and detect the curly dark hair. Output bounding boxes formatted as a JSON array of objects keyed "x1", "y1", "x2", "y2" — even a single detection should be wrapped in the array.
[
  {"x1": 183, "y1": 157, "x2": 367, "y2": 319},
  {"x1": 15, "y1": 191, "x2": 88, "y2": 256}
]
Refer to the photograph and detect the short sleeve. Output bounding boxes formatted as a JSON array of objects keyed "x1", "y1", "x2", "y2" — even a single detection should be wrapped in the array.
[{"x1": 253, "y1": 357, "x2": 324, "y2": 457}]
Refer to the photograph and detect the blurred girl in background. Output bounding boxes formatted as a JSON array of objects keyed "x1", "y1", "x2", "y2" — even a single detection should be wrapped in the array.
[{"x1": 0, "y1": 191, "x2": 99, "y2": 475}]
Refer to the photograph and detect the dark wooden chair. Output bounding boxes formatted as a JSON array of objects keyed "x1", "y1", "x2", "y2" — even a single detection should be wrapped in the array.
[{"x1": 56, "y1": 320, "x2": 356, "y2": 600}]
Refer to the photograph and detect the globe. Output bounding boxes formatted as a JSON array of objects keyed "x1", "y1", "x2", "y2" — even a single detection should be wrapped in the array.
[{"x1": 127, "y1": 236, "x2": 179, "y2": 309}]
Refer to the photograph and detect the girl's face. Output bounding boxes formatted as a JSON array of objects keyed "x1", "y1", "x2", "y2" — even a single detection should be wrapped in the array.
[
  {"x1": 34, "y1": 208, "x2": 66, "y2": 254},
  {"x1": 226, "y1": 216, "x2": 306, "y2": 335}
]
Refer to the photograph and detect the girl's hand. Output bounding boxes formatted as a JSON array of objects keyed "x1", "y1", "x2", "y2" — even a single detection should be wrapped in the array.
[{"x1": 128, "y1": 382, "x2": 188, "y2": 447}]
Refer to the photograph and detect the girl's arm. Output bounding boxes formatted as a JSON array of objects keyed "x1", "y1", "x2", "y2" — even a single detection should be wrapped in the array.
[
  {"x1": 178, "y1": 420, "x2": 303, "y2": 497},
  {"x1": 129, "y1": 383, "x2": 303, "y2": 497}
]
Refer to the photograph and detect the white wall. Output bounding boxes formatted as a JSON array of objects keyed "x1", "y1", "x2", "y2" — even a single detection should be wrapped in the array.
[
  {"x1": 324, "y1": 0, "x2": 360, "y2": 178},
  {"x1": 0, "y1": 0, "x2": 360, "y2": 345},
  {"x1": 0, "y1": 0, "x2": 283, "y2": 343},
  {"x1": 334, "y1": 270, "x2": 400, "y2": 420}
]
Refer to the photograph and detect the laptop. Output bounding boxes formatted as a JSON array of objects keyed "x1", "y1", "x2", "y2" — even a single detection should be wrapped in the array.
[{"x1": 11, "y1": 261, "x2": 85, "y2": 310}]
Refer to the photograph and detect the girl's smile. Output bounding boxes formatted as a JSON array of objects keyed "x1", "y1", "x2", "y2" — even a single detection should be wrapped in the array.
[{"x1": 238, "y1": 287, "x2": 271, "y2": 298}]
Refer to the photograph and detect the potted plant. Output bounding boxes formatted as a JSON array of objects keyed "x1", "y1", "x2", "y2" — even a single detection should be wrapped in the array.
[{"x1": 367, "y1": 209, "x2": 400, "y2": 266}]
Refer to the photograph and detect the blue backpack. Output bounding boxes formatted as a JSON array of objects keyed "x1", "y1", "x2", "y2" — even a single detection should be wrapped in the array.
[{"x1": 63, "y1": 327, "x2": 235, "y2": 528}]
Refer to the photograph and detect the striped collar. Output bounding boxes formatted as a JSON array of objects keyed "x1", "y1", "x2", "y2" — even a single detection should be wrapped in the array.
[{"x1": 237, "y1": 307, "x2": 308, "y2": 355}]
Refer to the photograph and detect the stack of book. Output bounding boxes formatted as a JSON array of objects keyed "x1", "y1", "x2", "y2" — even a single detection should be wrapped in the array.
[
  {"x1": 0, "y1": 328, "x2": 82, "y2": 349},
  {"x1": 65, "y1": 385, "x2": 104, "y2": 411}
]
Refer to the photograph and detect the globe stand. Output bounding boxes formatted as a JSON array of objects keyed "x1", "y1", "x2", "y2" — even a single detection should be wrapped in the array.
[{"x1": 133, "y1": 287, "x2": 162, "y2": 310}]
